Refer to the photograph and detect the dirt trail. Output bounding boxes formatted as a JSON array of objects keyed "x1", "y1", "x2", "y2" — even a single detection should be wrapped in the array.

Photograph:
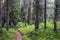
[{"x1": 16, "y1": 30, "x2": 22, "y2": 40}]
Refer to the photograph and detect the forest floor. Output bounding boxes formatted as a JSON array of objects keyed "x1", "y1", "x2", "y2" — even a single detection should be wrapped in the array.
[
  {"x1": 0, "y1": 21, "x2": 60, "y2": 40},
  {"x1": 16, "y1": 30, "x2": 22, "y2": 40}
]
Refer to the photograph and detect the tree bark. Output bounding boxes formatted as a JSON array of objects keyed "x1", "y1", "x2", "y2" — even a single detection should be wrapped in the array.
[
  {"x1": 44, "y1": 0, "x2": 47, "y2": 30},
  {"x1": 34, "y1": 0, "x2": 40, "y2": 31},
  {"x1": 54, "y1": 0, "x2": 57, "y2": 32},
  {"x1": 28, "y1": 0, "x2": 31, "y2": 24},
  {"x1": 0, "y1": 0, "x2": 2, "y2": 33},
  {"x1": 5, "y1": 0, "x2": 9, "y2": 30}
]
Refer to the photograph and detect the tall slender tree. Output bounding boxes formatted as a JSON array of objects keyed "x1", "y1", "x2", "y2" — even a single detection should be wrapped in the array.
[
  {"x1": 5, "y1": 0, "x2": 9, "y2": 30},
  {"x1": 34, "y1": 0, "x2": 40, "y2": 31},
  {"x1": 21, "y1": 0, "x2": 27, "y2": 26},
  {"x1": 28, "y1": 0, "x2": 31, "y2": 24},
  {"x1": 44, "y1": 0, "x2": 47, "y2": 30},
  {"x1": 0, "y1": 0, "x2": 2, "y2": 32},
  {"x1": 2, "y1": 0, "x2": 20, "y2": 28},
  {"x1": 54, "y1": 0, "x2": 57, "y2": 32}
]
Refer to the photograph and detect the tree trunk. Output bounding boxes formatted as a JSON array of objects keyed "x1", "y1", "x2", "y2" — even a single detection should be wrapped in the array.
[
  {"x1": 21, "y1": 0, "x2": 27, "y2": 26},
  {"x1": 5, "y1": 0, "x2": 9, "y2": 30},
  {"x1": 44, "y1": 0, "x2": 47, "y2": 30},
  {"x1": 54, "y1": 0, "x2": 57, "y2": 32},
  {"x1": 28, "y1": 0, "x2": 31, "y2": 24},
  {"x1": 0, "y1": 0, "x2": 2, "y2": 34},
  {"x1": 34, "y1": 0, "x2": 40, "y2": 31}
]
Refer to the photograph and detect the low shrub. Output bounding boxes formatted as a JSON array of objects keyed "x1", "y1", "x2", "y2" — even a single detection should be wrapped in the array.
[{"x1": 0, "y1": 28, "x2": 16, "y2": 40}]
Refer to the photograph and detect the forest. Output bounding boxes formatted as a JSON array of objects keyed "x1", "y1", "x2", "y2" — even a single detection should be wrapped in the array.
[{"x1": 0, "y1": 0, "x2": 60, "y2": 40}]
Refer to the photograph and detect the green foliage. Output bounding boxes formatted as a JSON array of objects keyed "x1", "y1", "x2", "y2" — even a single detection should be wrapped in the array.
[
  {"x1": 16, "y1": 22, "x2": 25, "y2": 28},
  {"x1": 23, "y1": 35, "x2": 32, "y2": 40},
  {"x1": 0, "y1": 28, "x2": 16, "y2": 40},
  {"x1": 46, "y1": 21, "x2": 54, "y2": 28},
  {"x1": 22, "y1": 28, "x2": 60, "y2": 40},
  {"x1": 17, "y1": 21, "x2": 60, "y2": 40},
  {"x1": 57, "y1": 21, "x2": 60, "y2": 28},
  {"x1": 18, "y1": 24, "x2": 34, "y2": 35}
]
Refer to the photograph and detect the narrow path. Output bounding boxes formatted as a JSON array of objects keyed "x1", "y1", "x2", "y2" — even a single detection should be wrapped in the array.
[{"x1": 16, "y1": 30, "x2": 22, "y2": 40}]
